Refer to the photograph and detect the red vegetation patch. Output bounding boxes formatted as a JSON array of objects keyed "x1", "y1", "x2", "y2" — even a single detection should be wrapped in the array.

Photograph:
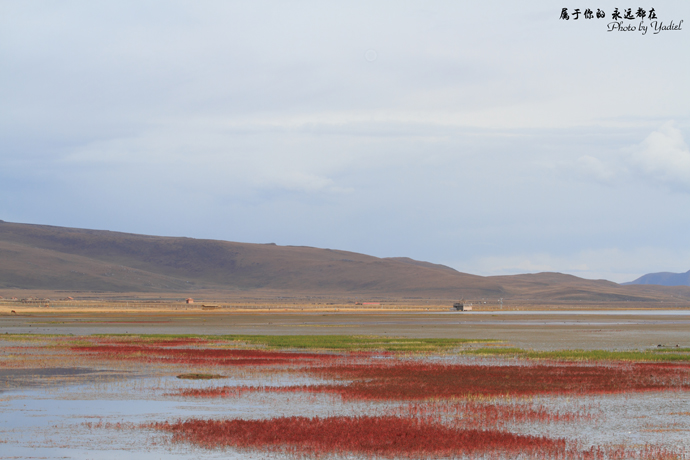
[
  {"x1": 170, "y1": 361, "x2": 690, "y2": 400},
  {"x1": 173, "y1": 361, "x2": 689, "y2": 399},
  {"x1": 69, "y1": 343, "x2": 340, "y2": 366},
  {"x1": 147, "y1": 415, "x2": 683, "y2": 459},
  {"x1": 304, "y1": 361, "x2": 690, "y2": 399},
  {"x1": 147, "y1": 416, "x2": 567, "y2": 458}
]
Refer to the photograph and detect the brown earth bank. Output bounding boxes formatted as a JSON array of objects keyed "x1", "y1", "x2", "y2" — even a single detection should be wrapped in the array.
[{"x1": 1, "y1": 220, "x2": 690, "y2": 305}]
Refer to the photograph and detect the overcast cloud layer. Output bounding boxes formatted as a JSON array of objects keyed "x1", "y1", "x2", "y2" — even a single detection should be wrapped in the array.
[{"x1": 1, "y1": 1, "x2": 689, "y2": 283}]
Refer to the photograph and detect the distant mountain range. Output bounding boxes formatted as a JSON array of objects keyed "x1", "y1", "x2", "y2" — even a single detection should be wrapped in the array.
[
  {"x1": 625, "y1": 270, "x2": 690, "y2": 287},
  {"x1": 1, "y1": 220, "x2": 689, "y2": 304}
]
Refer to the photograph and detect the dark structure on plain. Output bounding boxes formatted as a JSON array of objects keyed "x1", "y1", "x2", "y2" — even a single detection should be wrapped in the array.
[{"x1": 452, "y1": 301, "x2": 472, "y2": 311}]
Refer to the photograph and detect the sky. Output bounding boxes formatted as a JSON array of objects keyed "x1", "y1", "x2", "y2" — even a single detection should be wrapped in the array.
[{"x1": 1, "y1": 1, "x2": 689, "y2": 283}]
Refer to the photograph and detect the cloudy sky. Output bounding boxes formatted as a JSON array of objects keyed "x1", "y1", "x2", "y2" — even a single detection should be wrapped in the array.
[{"x1": 1, "y1": 1, "x2": 689, "y2": 283}]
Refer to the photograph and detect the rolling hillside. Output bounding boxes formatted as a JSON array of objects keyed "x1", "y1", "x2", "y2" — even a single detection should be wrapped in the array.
[
  {"x1": 0, "y1": 220, "x2": 501, "y2": 297},
  {"x1": 1, "y1": 220, "x2": 689, "y2": 304}
]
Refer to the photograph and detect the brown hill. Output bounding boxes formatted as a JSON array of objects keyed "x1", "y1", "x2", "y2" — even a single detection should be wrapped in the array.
[
  {"x1": 489, "y1": 272, "x2": 685, "y2": 303},
  {"x1": 1, "y1": 220, "x2": 689, "y2": 304},
  {"x1": 0, "y1": 220, "x2": 501, "y2": 297}
]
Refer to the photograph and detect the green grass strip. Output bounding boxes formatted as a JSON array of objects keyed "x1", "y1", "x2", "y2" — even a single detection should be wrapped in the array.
[
  {"x1": 221, "y1": 335, "x2": 495, "y2": 352},
  {"x1": 7, "y1": 333, "x2": 690, "y2": 361},
  {"x1": 93, "y1": 333, "x2": 496, "y2": 352},
  {"x1": 461, "y1": 347, "x2": 690, "y2": 362}
]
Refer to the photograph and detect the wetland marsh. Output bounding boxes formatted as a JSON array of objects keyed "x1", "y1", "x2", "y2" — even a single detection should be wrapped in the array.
[{"x1": 1, "y1": 310, "x2": 689, "y2": 458}]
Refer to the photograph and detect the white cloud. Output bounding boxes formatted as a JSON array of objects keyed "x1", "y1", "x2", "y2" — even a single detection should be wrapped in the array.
[
  {"x1": 569, "y1": 122, "x2": 690, "y2": 193},
  {"x1": 630, "y1": 122, "x2": 690, "y2": 192}
]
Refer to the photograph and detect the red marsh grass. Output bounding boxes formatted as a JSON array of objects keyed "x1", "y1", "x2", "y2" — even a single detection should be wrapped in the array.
[
  {"x1": 68, "y1": 343, "x2": 342, "y2": 366},
  {"x1": 146, "y1": 415, "x2": 683, "y2": 459},
  {"x1": 171, "y1": 361, "x2": 690, "y2": 400},
  {"x1": 306, "y1": 361, "x2": 690, "y2": 399},
  {"x1": 146, "y1": 415, "x2": 568, "y2": 458}
]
